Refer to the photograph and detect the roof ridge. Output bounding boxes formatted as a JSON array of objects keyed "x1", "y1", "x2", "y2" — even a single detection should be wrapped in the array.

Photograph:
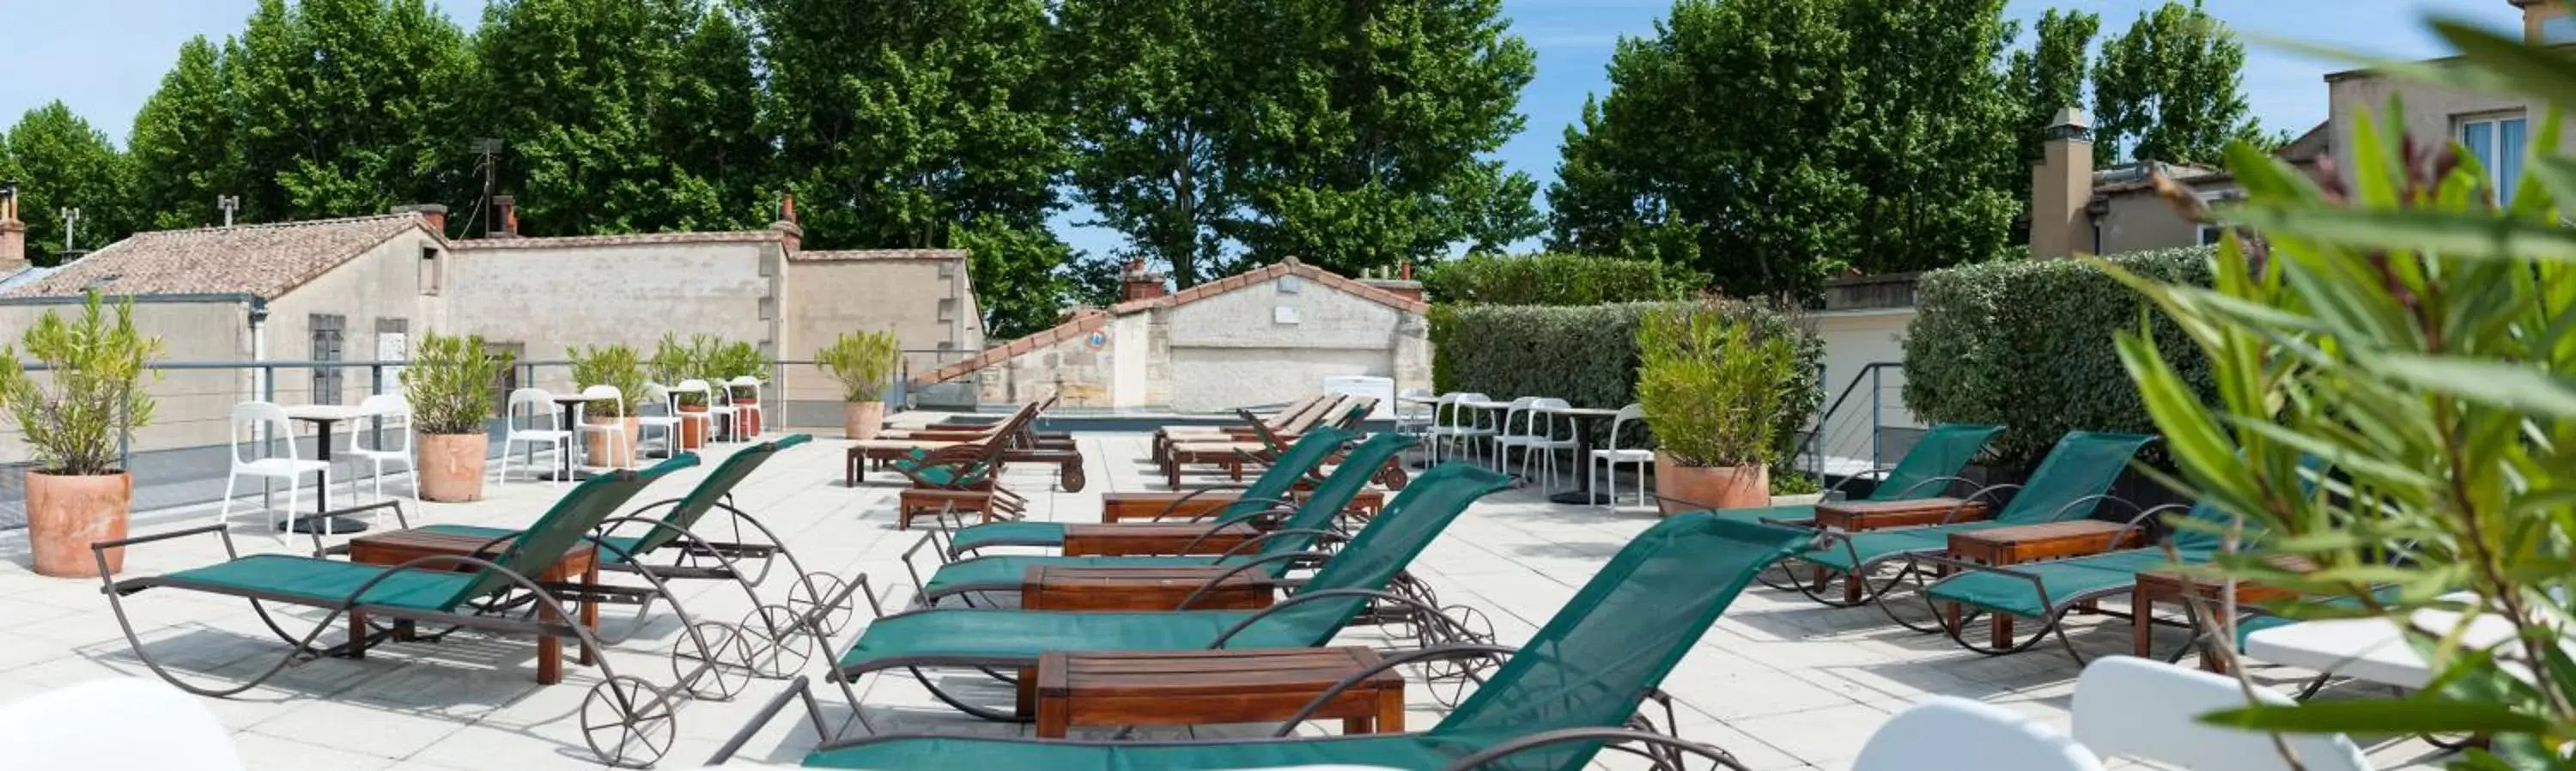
[{"x1": 136, "y1": 211, "x2": 419, "y2": 237}]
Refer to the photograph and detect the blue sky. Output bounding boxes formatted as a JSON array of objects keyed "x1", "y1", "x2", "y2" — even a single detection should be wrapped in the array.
[{"x1": 0, "y1": 0, "x2": 2529, "y2": 256}]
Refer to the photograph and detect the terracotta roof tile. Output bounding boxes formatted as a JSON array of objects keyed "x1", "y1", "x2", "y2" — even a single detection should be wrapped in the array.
[
  {"x1": 446, "y1": 230, "x2": 783, "y2": 250},
  {"x1": 791, "y1": 248, "x2": 968, "y2": 262},
  {"x1": 3, "y1": 213, "x2": 428, "y2": 300}
]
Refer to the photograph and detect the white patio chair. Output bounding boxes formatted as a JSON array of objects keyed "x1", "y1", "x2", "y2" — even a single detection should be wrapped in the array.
[
  {"x1": 495, "y1": 387, "x2": 571, "y2": 486},
  {"x1": 218, "y1": 400, "x2": 331, "y2": 541},
  {"x1": 636, "y1": 382, "x2": 683, "y2": 458},
  {"x1": 1426, "y1": 392, "x2": 1494, "y2": 465},
  {"x1": 1589, "y1": 403, "x2": 1653, "y2": 509},
  {"x1": 576, "y1": 384, "x2": 631, "y2": 471},
  {"x1": 1854, "y1": 696, "x2": 2099, "y2": 771},
  {"x1": 727, "y1": 375, "x2": 766, "y2": 440},
  {"x1": 1393, "y1": 388, "x2": 1437, "y2": 440},
  {"x1": 675, "y1": 379, "x2": 721, "y2": 446},
  {"x1": 2072, "y1": 656, "x2": 2372, "y2": 771},
  {"x1": 1498, "y1": 397, "x2": 1577, "y2": 490},
  {"x1": 347, "y1": 392, "x2": 417, "y2": 503},
  {"x1": 0, "y1": 679, "x2": 242, "y2": 771}
]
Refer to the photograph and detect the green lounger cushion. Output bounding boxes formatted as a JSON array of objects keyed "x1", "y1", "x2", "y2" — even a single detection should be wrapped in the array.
[
  {"x1": 160, "y1": 555, "x2": 475, "y2": 611},
  {"x1": 837, "y1": 608, "x2": 1276, "y2": 670},
  {"x1": 1923, "y1": 549, "x2": 2194, "y2": 618},
  {"x1": 1795, "y1": 521, "x2": 2022, "y2": 571},
  {"x1": 941, "y1": 521, "x2": 1070, "y2": 554},
  {"x1": 920, "y1": 555, "x2": 1242, "y2": 596},
  {"x1": 804, "y1": 733, "x2": 1460, "y2": 769},
  {"x1": 416, "y1": 525, "x2": 648, "y2": 565}
]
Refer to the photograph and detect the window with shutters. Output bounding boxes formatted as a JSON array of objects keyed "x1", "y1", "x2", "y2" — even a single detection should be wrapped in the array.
[{"x1": 311, "y1": 314, "x2": 346, "y2": 404}]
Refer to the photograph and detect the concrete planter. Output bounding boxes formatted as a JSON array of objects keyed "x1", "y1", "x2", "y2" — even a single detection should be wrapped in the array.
[
  {"x1": 845, "y1": 401, "x2": 886, "y2": 440},
  {"x1": 1652, "y1": 452, "x2": 1768, "y2": 517},
  {"x1": 586, "y1": 416, "x2": 640, "y2": 469},
  {"x1": 26, "y1": 470, "x2": 131, "y2": 578},
  {"x1": 418, "y1": 433, "x2": 489, "y2": 502}
]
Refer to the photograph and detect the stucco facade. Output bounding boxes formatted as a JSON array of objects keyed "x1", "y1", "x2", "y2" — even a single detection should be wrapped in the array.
[
  {"x1": 777, "y1": 253, "x2": 981, "y2": 408},
  {"x1": 2328, "y1": 65, "x2": 2570, "y2": 192}
]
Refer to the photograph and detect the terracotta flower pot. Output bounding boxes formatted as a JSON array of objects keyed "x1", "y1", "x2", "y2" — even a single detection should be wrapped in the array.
[
  {"x1": 733, "y1": 392, "x2": 762, "y2": 436},
  {"x1": 678, "y1": 404, "x2": 708, "y2": 449},
  {"x1": 418, "y1": 433, "x2": 489, "y2": 502},
  {"x1": 26, "y1": 470, "x2": 131, "y2": 578},
  {"x1": 585, "y1": 416, "x2": 640, "y2": 468},
  {"x1": 1652, "y1": 452, "x2": 1769, "y2": 517},
  {"x1": 845, "y1": 401, "x2": 886, "y2": 440}
]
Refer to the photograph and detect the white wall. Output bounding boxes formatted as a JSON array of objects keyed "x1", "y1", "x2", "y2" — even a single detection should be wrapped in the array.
[
  {"x1": 1163, "y1": 276, "x2": 1411, "y2": 412},
  {"x1": 441, "y1": 240, "x2": 775, "y2": 393},
  {"x1": 1813, "y1": 307, "x2": 1920, "y2": 467}
]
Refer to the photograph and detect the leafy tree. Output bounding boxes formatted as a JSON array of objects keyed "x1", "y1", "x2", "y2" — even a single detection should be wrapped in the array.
[
  {"x1": 232, "y1": 0, "x2": 479, "y2": 222},
  {"x1": 657, "y1": 3, "x2": 768, "y2": 228},
  {"x1": 1838, "y1": 0, "x2": 2020, "y2": 275},
  {"x1": 129, "y1": 36, "x2": 247, "y2": 231},
  {"x1": 2003, "y1": 9, "x2": 2099, "y2": 205},
  {"x1": 1221, "y1": 0, "x2": 1538, "y2": 276},
  {"x1": 748, "y1": 0, "x2": 1072, "y2": 337},
  {"x1": 1055, "y1": 0, "x2": 1235, "y2": 288},
  {"x1": 475, "y1": 0, "x2": 701, "y2": 235},
  {"x1": 2091, "y1": 0, "x2": 2261, "y2": 165},
  {"x1": 5, "y1": 102, "x2": 135, "y2": 265}
]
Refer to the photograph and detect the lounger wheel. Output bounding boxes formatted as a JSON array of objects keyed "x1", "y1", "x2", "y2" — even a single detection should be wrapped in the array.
[
  {"x1": 787, "y1": 572, "x2": 855, "y2": 636},
  {"x1": 1375, "y1": 464, "x2": 1407, "y2": 490},
  {"x1": 670, "y1": 622, "x2": 754, "y2": 701},
  {"x1": 581, "y1": 675, "x2": 678, "y2": 768},
  {"x1": 739, "y1": 604, "x2": 817, "y2": 679},
  {"x1": 1058, "y1": 464, "x2": 1087, "y2": 493},
  {"x1": 1419, "y1": 604, "x2": 1498, "y2": 707}
]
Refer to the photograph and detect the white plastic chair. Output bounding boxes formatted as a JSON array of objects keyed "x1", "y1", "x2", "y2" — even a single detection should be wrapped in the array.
[
  {"x1": 2073, "y1": 656, "x2": 2372, "y2": 771},
  {"x1": 1854, "y1": 696, "x2": 2100, "y2": 771},
  {"x1": 635, "y1": 382, "x2": 683, "y2": 458},
  {"x1": 675, "y1": 379, "x2": 721, "y2": 446},
  {"x1": 1426, "y1": 392, "x2": 1495, "y2": 464},
  {"x1": 576, "y1": 384, "x2": 631, "y2": 471},
  {"x1": 727, "y1": 375, "x2": 765, "y2": 440},
  {"x1": 707, "y1": 379, "x2": 744, "y2": 443},
  {"x1": 218, "y1": 401, "x2": 331, "y2": 541},
  {"x1": 0, "y1": 679, "x2": 243, "y2": 771},
  {"x1": 347, "y1": 392, "x2": 417, "y2": 503},
  {"x1": 1589, "y1": 403, "x2": 1653, "y2": 509},
  {"x1": 1393, "y1": 388, "x2": 1437, "y2": 440},
  {"x1": 496, "y1": 387, "x2": 571, "y2": 486},
  {"x1": 1497, "y1": 397, "x2": 1577, "y2": 490}
]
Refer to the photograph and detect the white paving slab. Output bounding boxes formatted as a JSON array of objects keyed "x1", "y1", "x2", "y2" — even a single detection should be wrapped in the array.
[{"x1": 0, "y1": 431, "x2": 2449, "y2": 769}]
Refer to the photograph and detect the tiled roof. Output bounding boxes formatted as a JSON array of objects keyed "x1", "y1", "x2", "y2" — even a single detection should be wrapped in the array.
[
  {"x1": 3, "y1": 214, "x2": 428, "y2": 300},
  {"x1": 908, "y1": 258, "x2": 1426, "y2": 386},
  {"x1": 791, "y1": 248, "x2": 968, "y2": 263},
  {"x1": 446, "y1": 230, "x2": 783, "y2": 251}
]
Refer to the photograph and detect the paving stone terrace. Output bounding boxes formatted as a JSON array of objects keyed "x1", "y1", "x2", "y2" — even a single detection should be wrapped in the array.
[{"x1": 0, "y1": 430, "x2": 2452, "y2": 770}]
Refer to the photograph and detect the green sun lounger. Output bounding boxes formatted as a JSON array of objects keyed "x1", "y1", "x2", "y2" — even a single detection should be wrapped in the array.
[
  {"x1": 905, "y1": 432, "x2": 1415, "y2": 604},
  {"x1": 1692, "y1": 422, "x2": 2002, "y2": 527},
  {"x1": 820, "y1": 461, "x2": 1510, "y2": 722},
  {"x1": 709, "y1": 509, "x2": 1815, "y2": 770},
  {"x1": 1916, "y1": 499, "x2": 2233, "y2": 657},
  {"x1": 1788, "y1": 430, "x2": 2158, "y2": 608},
  {"x1": 100, "y1": 455, "x2": 708, "y2": 768},
  {"x1": 939, "y1": 426, "x2": 1358, "y2": 558}
]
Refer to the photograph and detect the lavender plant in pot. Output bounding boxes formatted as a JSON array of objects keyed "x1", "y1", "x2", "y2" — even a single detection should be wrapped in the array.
[{"x1": 0, "y1": 290, "x2": 165, "y2": 578}]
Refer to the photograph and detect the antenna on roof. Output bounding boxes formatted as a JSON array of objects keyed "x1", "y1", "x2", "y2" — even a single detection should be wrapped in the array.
[
  {"x1": 217, "y1": 195, "x2": 240, "y2": 228},
  {"x1": 467, "y1": 138, "x2": 504, "y2": 237},
  {"x1": 58, "y1": 207, "x2": 80, "y2": 252}
]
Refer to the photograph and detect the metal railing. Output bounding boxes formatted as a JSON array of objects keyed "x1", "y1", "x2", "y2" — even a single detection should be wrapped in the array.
[{"x1": 1795, "y1": 361, "x2": 1910, "y2": 480}]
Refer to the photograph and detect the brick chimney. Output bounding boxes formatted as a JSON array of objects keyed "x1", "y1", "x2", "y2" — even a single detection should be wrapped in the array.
[
  {"x1": 2029, "y1": 107, "x2": 2095, "y2": 259},
  {"x1": 1120, "y1": 258, "x2": 1170, "y2": 302},
  {"x1": 491, "y1": 195, "x2": 519, "y2": 238},
  {"x1": 2518, "y1": 0, "x2": 2567, "y2": 45},
  {"x1": 1360, "y1": 258, "x2": 1425, "y2": 303},
  {"x1": 769, "y1": 193, "x2": 801, "y2": 255},
  {"x1": 398, "y1": 203, "x2": 448, "y2": 237},
  {"x1": 0, "y1": 183, "x2": 25, "y2": 276}
]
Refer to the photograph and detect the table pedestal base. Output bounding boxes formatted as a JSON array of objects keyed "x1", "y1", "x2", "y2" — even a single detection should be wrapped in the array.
[{"x1": 283, "y1": 515, "x2": 372, "y2": 535}]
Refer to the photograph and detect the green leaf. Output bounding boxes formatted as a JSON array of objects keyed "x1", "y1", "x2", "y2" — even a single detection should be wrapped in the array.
[
  {"x1": 2197, "y1": 700, "x2": 2552, "y2": 735},
  {"x1": 2366, "y1": 355, "x2": 2576, "y2": 420}
]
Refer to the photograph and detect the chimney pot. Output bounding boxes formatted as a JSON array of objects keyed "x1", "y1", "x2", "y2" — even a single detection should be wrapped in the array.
[
  {"x1": 781, "y1": 194, "x2": 798, "y2": 224},
  {"x1": 1120, "y1": 260, "x2": 1170, "y2": 302},
  {"x1": 492, "y1": 196, "x2": 519, "y2": 238},
  {"x1": 769, "y1": 219, "x2": 803, "y2": 255},
  {"x1": 398, "y1": 203, "x2": 449, "y2": 237}
]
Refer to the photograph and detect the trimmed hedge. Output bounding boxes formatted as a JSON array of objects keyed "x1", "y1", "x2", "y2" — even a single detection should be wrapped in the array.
[
  {"x1": 1902, "y1": 246, "x2": 2216, "y2": 470},
  {"x1": 1421, "y1": 253, "x2": 1706, "y2": 306},
  {"x1": 1429, "y1": 301, "x2": 1822, "y2": 455}
]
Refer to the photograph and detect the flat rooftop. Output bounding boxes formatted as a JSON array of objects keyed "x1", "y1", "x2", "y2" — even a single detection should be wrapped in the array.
[{"x1": 0, "y1": 432, "x2": 2452, "y2": 769}]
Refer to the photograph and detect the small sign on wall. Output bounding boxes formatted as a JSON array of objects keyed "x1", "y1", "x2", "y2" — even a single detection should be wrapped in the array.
[{"x1": 1273, "y1": 306, "x2": 1301, "y2": 325}]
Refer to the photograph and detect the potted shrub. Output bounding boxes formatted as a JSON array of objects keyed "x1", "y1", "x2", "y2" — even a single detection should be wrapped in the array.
[
  {"x1": 568, "y1": 343, "x2": 647, "y2": 468},
  {"x1": 708, "y1": 340, "x2": 772, "y2": 436},
  {"x1": 404, "y1": 331, "x2": 513, "y2": 502},
  {"x1": 0, "y1": 290, "x2": 164, "y2": 578},
  {"x1": 816, "y1": 330, "x2": 901, "y2": 440},
  {"x1": 648, "y1": 333, "x2": 714, "y2": 448},
  {"x1": 1636, "y1": 297, "x2": 1802, "y2": 514}
]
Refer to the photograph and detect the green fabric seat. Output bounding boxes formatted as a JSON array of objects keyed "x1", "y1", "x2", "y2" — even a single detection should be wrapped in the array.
[
  {"x1": 159, "y1": 555, "x2": 477, "y2": 610},
  {"x1": 939, "y1": 428, "x2": 1357, "y2": 556},
  {"x1": 1692, "y1": 423, "x2": 2002, "y2": 526},
  {"x1": 417, "y1": 526, "x2": 648, "y2": 564},
  {"x1": 804, "y1": 732, "x2": 1464, "y2": 770},
  {"x1": 836, "y1": 462, "x2": 1511, "y2": 682},
  {"x1": 915, "y1": 432, "x2": 1412, "y2": 600},
  {"x1": 793, "y1": 510, "x2": 1814, "y2": 771},
  {"x1": 1791, "y1": 431, "x2": 2157, "y2": 577},
  {"x1": 1796, "y1": 521, "x2": 2021, "y2": 570},
  {"x1": 920, "y1": 555, "x2": 1246, "y2": 596},
  {"x1": 1924, "y1": 549, "x2": 2196, "y2": 618},
  {"x1": 416, "y1": 436, "x2": 809, "y2": 567}
]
